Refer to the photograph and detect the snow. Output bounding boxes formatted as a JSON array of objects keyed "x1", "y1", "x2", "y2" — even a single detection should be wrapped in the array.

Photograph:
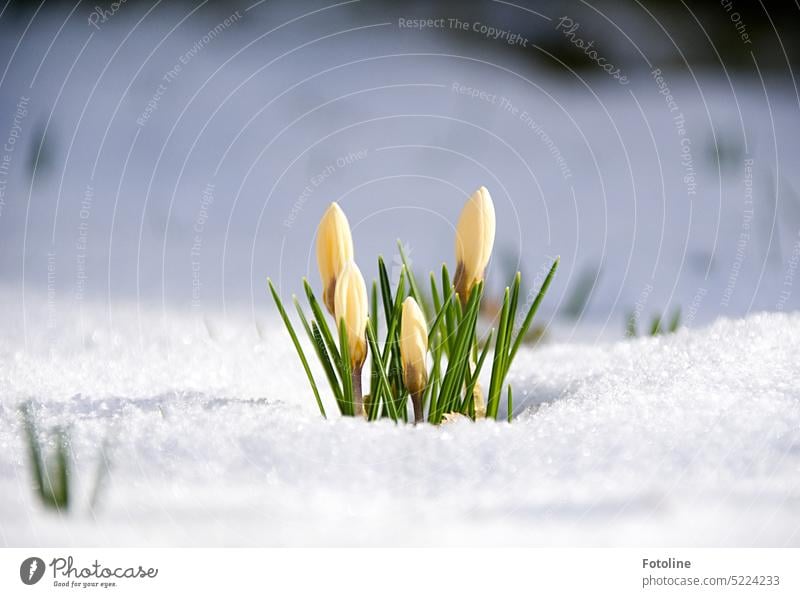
[{"x1": 1, "y1": 295, "x2": 798, "y2": 546}]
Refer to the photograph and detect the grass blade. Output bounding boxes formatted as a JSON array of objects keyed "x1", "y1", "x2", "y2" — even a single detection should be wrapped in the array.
[
  {"x1": 668, "y1": 307, "x2": 681, "y2": 333},
  {"x1": 366, "y1": 319, "x2": 399, "y2": 421},
  {"x1": 293, "y1": 298, "x2": 344, "y2": 408},
  {"x1": 311, "y1": 321, "x2": 345, "y2": 412},
  {"x1": 430, "y1": 272, "x2": 442, "y2": 316},
  {"x1": 508, "y1": 257, "x2": 559, "y2": 364},
  {"x1": 397, "y1": 239, "x2": 429, "y2": 322},
  {"x1": 434, "y1": 283, "x2": 482, "y2": 420},
  {"x1": 338, "y1": 318, "x2": 354, "y2": 416},
  {"x1": 303, "y1": 279, "x2": 341, "y2": 365},
  {"x1": 377, "y1": 256, "x2": 394, "y2": 323},
  {"x1": 487, "y1": 287, "x2": 511, "y2": 419},
  {"x1": 626, "y1": 310, "x2": 637, "y2": 337},
  {"x1": 268, "y1": 279, "x2": 326, "y2": 417},
  {"x1": 427, "y1": 292, "x2": 452, "y2": 346},
  {"x1": 462, "y1": 328, "x2": 493, "y2": 413},
  {"x1": 649, "y1": 315, "x2": 662, "y2": 336}
]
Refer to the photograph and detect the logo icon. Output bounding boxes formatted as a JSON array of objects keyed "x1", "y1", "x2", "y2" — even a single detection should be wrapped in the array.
[{"x1": 20, "y1": 557, "x2": 46, "y2": 585}]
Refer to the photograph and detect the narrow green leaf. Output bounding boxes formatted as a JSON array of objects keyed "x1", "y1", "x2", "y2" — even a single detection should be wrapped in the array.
[
  {"x1": 294, "y1": 295, "x2": 343, "y2": 408},
  {"x1": 303, "y1": 278, "x2": 341, "y2": 365},
  {"x1": 377, "y1": 256, "x2": 394, "y2": 323},
  {"x1": 649, "y1": 315, "x2": 662, "y2": 336},
  {"x1": 487, "y1": 287, "x2": 511, "y2": 419},
  {"x1": 508, "y1": 257, "x2": 559, "y2": 364},
  {"x1": 369, "y1": 280, "x2": 379, "y2": 399},
  {"x1": 393, "y1": 266, "x2": 407, "y2": 310},
  {"x1": 366, "y1": 319, "x2": 399, "y2": 421},
  {"x1": 427, "y1": 292, "x2": 452, "y2": 347},
  {"x1": 20, "y1": 402, "x2": 47, "y2": 506},
  {"x1": 397, "y1": 239, "x2": 429, "y2": 322},
  {"x1": 668, "y1": 307, "x2": 681, "y2": 333},
  {"x1": 338, "y1": 318, "x2": 354, "y2": 416},
  {"x1": 269, "y1": 279, "x2": 326, "y2": 417},
  {"x1": 430, "y1": 272, "x2": 442, "y2": 316},
  {"x1": 507, "y1": 385, "x2": 513, "y2": 423},
  {"x1": 625, "y1": 310, "x2": 638, "y2": 337},
  {"x1": 54, "y1": 427, "x2": 70, "y2": 509},
  {"x1": 311, "y1": 321, "x2": 345, "y2": 412},
  {"x1": 440, "y1": 264, "x2": 456, "y2": 355},
  {"x1": 435, "y1": 282, "x2": 482, "y2": 419},
  {"x1": 505, "y1": 272, "x2": 522, "y2": 344},
  {"x1": 461, "y1": 328, "x2": 493, "y2": 413}
]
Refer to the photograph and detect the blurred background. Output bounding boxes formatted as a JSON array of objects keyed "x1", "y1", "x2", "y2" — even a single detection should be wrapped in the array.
[{"x1": 1, "y1": 0, "x2": 799, "y2": 340}]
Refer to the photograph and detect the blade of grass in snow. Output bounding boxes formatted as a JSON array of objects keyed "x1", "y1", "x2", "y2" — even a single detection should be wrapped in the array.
[
  {"x1": 268, "y1": 279, "x2": 326, "y2": 417},
  {"x1": 338, "y1": 319, "x2": 354, "y2": 416},
  {"x1": 292, "y1": 298, "x2": 344, "y2": 409},
  {"x1": 487, "y1": 286, "x2": 512, "y2": 419},
  {"x1": 397, "y1": 239, "x2": 430, "y2": 322},
  {"x1": 668, "y1": 307, "x2": 681, "y2": 333},
  {"x1": 366, "y1": 318, "x2": 399, "y2": 421},
  {"x1": 508, "y1": 257, "x2": 559, "y2": 364},
  {"x1": 462, "y1": 328, "x2": 493, "y2": 414},
  {"x1": 302, "y1": 279, "x2": 341, "y2": 365}
]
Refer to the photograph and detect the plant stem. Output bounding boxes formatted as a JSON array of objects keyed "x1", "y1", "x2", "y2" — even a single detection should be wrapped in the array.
[
  {"x1": 352, "y1": 364, "x2": 364, "y2": 417},
  {"x1": 411, "y1": 390, "x2": 424, "y2": 424}
]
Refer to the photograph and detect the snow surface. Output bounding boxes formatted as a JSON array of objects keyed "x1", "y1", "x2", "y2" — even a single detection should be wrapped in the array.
[{"x1": 1, "y1": 294, "x2": 798, "y2": 546}]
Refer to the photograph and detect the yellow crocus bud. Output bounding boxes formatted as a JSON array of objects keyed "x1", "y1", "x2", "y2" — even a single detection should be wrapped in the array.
[
  {"x1": 316, "y1": 202, "x2": 354, "y2": 315},
  {"x1": 453, "y1": 186, "x2": 495, "y2": 301},
  {"x1": 400, "y1": 297, "x2": 428, "y2": 424},
  {"x1": 334, "y1": 260, "x2": 368, "y2": 370}
]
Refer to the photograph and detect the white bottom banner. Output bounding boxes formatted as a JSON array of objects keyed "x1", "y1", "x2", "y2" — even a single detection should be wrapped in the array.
[{"x1": 1, "y1": 548, "x2": 797, "y2": 596}]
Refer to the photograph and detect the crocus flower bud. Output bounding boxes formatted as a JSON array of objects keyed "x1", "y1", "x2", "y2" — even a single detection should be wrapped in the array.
[
  {"x1": 334, "y1": 260, "x2": 368, "y2": 369},
  {"x1": 316, "y1": 202, "x2": 354, "y2": 315},
  {"x1": 400, "y1": 297, "x2": 428, "y2": 423},
  {"x1": 453, "y1": 186, "x2": 495, "y2": 301},
  {"x1": 400, "y1": 297, "x2": 428, "y2": 397}
]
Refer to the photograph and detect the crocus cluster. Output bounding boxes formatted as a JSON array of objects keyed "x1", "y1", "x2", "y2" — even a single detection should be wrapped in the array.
[{"x1": 268, "y1": 185, "x2": 558, "y2": 424}]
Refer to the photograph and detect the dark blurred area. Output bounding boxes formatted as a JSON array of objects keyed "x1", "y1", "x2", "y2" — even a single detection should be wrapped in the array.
[{"x1": 4, "y1": 0, "x2": 799, "y2": 73}]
